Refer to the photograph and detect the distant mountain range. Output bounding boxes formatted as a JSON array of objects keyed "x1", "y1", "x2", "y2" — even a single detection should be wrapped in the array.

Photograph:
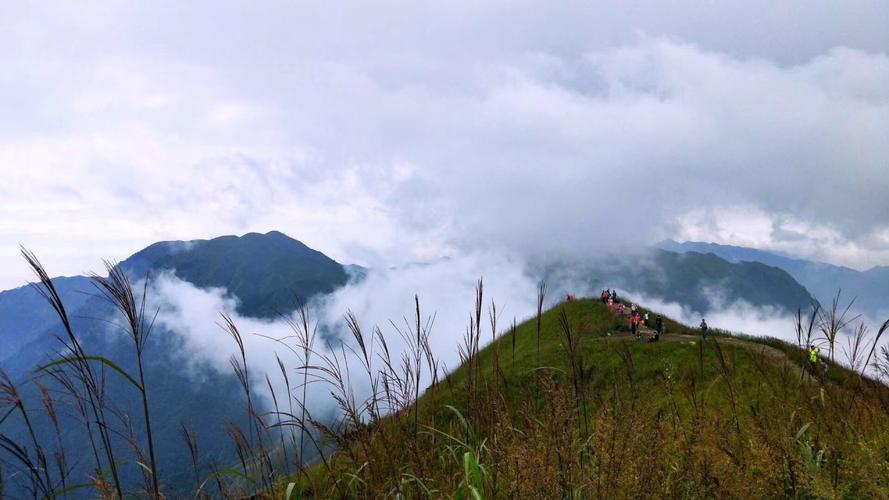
[
  {"x1": 614, "y1": 249, "x2": 815, "y2": 314},
  {"x1": 2, "y1": 231, "x2": 353, "y2": 376},
  {"x1": 538, "y1": 248, "x2": 816, "y2": 316},
  {"x1": 121, "y1": 230, "x2": 351, "y2": 317},
  {"x1": 0, "y1": 275, "x2": 93, "y2": 368},
  {"x1": 0, "y1": 231, "x2": 355, "y2": 494},
  {"x1": 659, "y1": 240, "x2": 889, "y2": 318},
  {"x1": 0, "y1": 231, "x2": 837, "y2": 493}
]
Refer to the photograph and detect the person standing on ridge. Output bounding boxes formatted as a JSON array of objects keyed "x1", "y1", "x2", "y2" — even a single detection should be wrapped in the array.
[
  {"x1": 700, "y1": 318, "x2": 708, "y2": 339},
  {"x1": 808, "y1": 345, "x2": 825, "y2": 375},
  {"x1": 650, "y1": 315, "x2": 662, "y2": 342}
]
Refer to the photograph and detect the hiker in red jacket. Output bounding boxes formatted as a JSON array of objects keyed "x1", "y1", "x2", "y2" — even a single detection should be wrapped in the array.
[{"x1": 608, "y1": 297, "x2": 614, "y2": 312}]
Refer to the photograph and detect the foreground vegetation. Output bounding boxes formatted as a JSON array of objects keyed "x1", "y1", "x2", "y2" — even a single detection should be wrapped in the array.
[{"x1": 2, "y1": 253, "x2": 889, "y2": 498}]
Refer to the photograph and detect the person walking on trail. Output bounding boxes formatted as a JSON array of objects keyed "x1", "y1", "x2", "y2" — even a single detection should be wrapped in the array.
[
  {"x1": 643, "y1": 312, "x2": 649, "y2": 327},
  {"x1": 631, "y1": 314, "x2": 638, "y2": 337},
  {"x1": 608, "y1": 297, "x2": 614, "y2": 312},
  {"x1": 700, "y1": 318, "x2": 708, "y2": 339},
  {"x1": 612, "y1": 290, "x2": 618, "y2": 302},
  {"x1": 808, "y1": 345, "x2": 825, "y2": 375},
  {"x1": 618, "y1": 302, "x2": 625, "y2": 316},
  {"x1": 631, "y1": 303, "x2": 637, "y2": 313}
]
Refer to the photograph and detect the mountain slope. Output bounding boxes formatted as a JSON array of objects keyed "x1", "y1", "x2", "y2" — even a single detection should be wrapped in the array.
[
  {"x1": 288, "y1": 298, "x2": 889, "y2": 498},
  {"x1": 544, "y1": 248, "x2": 817, "y2": 315},
  {"x1": 121, "y1": 230, "x2": 351, "y2": 317},
  {"x1": 659, "y1": 240, "x2": 889, "y2": 317},
  {"x1": 1, "y1": 232, "x2": 353, "y2": 379},
  {"x1": 0, "y1": 275, "x2": 93, "y2": 365},
  {"x1": 626, "y1": 249, "x2": 817, "y2": 313},
  {"x1": 0, "y1": 231, "x2": 352, "y2": 496}
]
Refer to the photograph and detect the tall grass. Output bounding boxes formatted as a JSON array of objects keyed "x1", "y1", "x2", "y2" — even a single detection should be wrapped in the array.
[
  {"x1": 90, "y1": 261, "x2": 161, "y2": 496},
  {"x1": 20, "y1": 249, "x2": 124, "y2": 497},
  {"x1": 818, "y1": 290, "x2": 859, "y2": 361}
]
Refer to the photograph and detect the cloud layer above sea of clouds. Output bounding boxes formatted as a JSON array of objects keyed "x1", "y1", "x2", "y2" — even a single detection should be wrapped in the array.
[{"x1": 2, "y1": 1, "x2": 889, "y2": 289}]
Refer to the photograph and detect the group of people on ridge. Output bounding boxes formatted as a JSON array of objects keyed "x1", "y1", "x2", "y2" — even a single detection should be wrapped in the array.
[
  {"x1": 601, "y1": 288, "x2": 618, "y2": 312},
  {"x1": 600, "y1": 289, "x2": 663, "y2": 342},
  {"x1": 595, "y1": 291, "x2": 825, "y2": 377}
]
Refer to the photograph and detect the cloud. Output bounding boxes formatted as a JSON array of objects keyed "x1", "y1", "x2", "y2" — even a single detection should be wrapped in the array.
[
  {"x1": 145, "y1": 252, "x2": 547, "y2": 413},
  {"x1": 1, "y1": 3, "x2": 888, "y2": 290}
]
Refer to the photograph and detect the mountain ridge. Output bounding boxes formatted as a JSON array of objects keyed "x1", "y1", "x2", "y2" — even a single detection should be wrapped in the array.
[
  {"x1": 119, "y1": 230, "x2": 351, "y2": 317},
  {"x1": 286, "y1": 297, "x2": 889, "y2": 498},
  {"x1": 1, "y1": 231, "x2": 353, "y2": 379},
  {"x1": 0, "y1": 231, "x2": 354, "y2": 495},
  {"x1": 659, "y1": 239, "x2": 889, "y2": 317}
]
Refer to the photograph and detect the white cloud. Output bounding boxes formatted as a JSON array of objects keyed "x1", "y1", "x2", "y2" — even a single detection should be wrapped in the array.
[
  {"x1": 145, "y1": 252, "x2": 542, "y2": 413},
  {"x1": 1, "y1": 3, "x2": 888, "y2": 289}
]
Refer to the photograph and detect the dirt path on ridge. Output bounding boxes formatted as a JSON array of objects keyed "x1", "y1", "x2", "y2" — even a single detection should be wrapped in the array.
[{"x1": 595, "y1": 326, "x2": 809, "y2": 380}]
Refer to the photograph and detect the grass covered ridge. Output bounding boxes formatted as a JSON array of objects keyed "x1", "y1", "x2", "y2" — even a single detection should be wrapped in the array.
[{"x1": 286, "y1": 296, "x2": 889, "y2": 499}]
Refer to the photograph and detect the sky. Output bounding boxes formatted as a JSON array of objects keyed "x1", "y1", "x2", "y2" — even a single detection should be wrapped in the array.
[{"x1": 1, "y1": 1, "x2": 889, "y2": 291}]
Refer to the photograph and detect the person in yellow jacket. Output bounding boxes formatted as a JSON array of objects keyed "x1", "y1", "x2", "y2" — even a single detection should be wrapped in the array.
[
  {"x1": 809, "y1": 345, "x2": 820, "y2": 364},
  {"x1": 808, "y1": 345, "x2": 826, "y2": 375}
]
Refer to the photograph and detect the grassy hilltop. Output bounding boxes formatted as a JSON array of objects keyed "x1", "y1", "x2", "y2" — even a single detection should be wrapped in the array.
[{"x1": 284, "y1": 296, "x2": 889, "y2": 499}]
